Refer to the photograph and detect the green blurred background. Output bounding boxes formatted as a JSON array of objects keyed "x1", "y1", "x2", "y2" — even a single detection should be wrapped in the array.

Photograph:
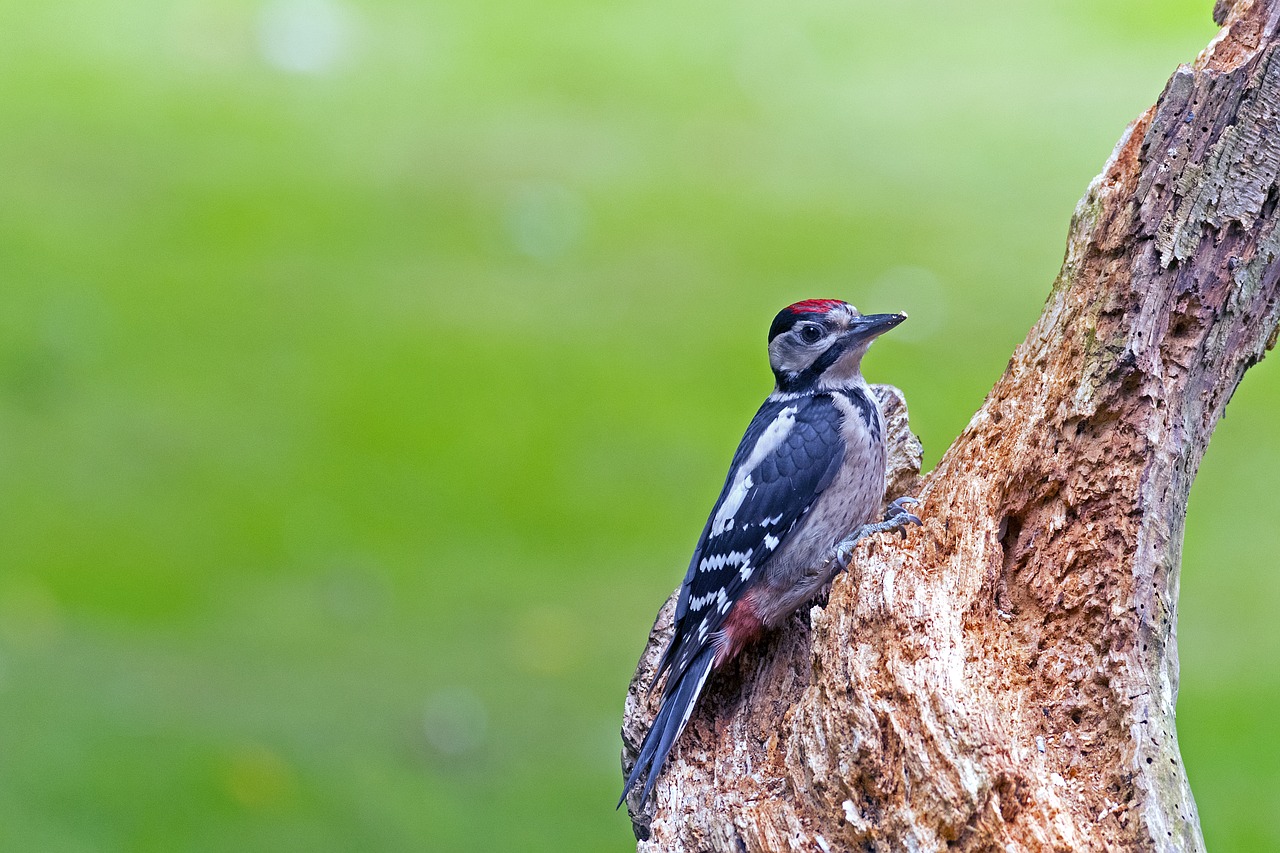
[{"x1": 1, "y1": 0, "x2": 1276, "y2": 849}]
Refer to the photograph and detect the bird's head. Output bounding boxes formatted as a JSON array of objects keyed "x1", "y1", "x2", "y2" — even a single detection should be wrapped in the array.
[{"x1": 767, "y1": 299, "x2": 906, "y2": 392}]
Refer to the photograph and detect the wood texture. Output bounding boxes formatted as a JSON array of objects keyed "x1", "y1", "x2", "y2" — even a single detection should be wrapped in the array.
[{"x1": 620, "y1": 1, "x2": 1280, "y2": 849}]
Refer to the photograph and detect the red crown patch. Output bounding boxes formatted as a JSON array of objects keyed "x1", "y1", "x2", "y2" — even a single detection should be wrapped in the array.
[{"x1": 786, "y1": 299, "x2": 846, "y2": 314}]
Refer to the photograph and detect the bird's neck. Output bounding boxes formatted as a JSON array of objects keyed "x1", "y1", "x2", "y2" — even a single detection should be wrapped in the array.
[{"x1": 769, "y1": 372, "x2": 870, "y2": 401}]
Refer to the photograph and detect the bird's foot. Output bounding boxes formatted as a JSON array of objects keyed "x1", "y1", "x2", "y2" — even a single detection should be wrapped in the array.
[
  {"x1": 833, "y1": 496, "x2": 922, "y2": 570},
  {"x1": 884, "y1": 496, "x2": 922, "y2": 530}
]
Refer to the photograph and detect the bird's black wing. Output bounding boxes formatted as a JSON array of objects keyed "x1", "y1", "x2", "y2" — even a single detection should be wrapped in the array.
[{"x1": 655, "y1": 392, "x2": 846, "y2": 691}]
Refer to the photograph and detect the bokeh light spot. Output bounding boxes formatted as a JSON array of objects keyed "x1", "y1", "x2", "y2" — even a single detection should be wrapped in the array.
[
  {"x1": 864, "y1": 266, "x2": 949, "y2": 344},
  {"x1": 502, "y1": 182, "x2": 589, "y2": 262},
  {"x1": 256, "y1": 0, "x2": 357, "y2": 75},
  {"x1": 0, "y1": 579, "x2": 64, "y2": 653},
  {"x1": 221, "y1": 743, "x2": 297, "y2": 811},
  {"x1": 423, "y1": 687, "x2": 488, "y2": 758},
  {"x1": 511, "y1": 604, "x2": 581, "y2": 677}
]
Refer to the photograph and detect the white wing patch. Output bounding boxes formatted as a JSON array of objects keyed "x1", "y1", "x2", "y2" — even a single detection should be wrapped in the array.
[
  {"x1": 763, "y1": 534, "x2": 779, "y2": 551},
  {"x1": 710, "y1": 406, "x2": 798, "y2": 537},
  {"x1": 691, "y1": 588, "x2": 731, "y2": 614},
  {"x1": 698, "y1": 549, "x2": 752, "y2": 574},
  {"x1": 690, "y1": 589, "x2": 715, "y2": 611},
  {"x1": 711, "y1": 475, "x2": 752, "y2": 537}
]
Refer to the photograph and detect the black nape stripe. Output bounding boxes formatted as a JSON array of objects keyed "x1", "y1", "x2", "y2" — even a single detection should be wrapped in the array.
[
  {"x1": 841, "y1": 387, "x2": 880, "y2": 441},
  {"x1": 773, "y1": 335, "x2": 853, "y2": 393}
]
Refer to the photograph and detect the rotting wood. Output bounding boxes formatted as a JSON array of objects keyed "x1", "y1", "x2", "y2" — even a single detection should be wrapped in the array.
[{"x1": 621, "y1": 1, "x2": 1280, "y2": 849}]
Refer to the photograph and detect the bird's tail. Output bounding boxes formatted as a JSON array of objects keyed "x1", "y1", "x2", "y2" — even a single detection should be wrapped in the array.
[{"x1": 617, "y1": 646, "x2": 716, "y2": 809}]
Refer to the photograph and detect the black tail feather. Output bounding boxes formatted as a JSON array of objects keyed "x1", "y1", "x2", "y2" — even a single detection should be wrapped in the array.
[{"x1": 618, "y1": 647, "x2": 715, "y2": 809}]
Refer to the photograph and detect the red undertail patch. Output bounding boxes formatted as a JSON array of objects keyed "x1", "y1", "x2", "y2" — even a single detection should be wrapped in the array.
[{"x1": 713, "y1": 594, "x2": 767, "y2": 667}]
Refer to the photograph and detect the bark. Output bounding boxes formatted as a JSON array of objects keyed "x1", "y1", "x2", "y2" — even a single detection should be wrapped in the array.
[{"x1": 619, "y1": 1, "x2": 1280, "y2": 849}]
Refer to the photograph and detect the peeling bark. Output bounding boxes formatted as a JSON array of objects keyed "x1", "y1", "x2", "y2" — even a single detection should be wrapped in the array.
[{"x1": 619, "y1": 2, "x2": 1280, "y2": 850}]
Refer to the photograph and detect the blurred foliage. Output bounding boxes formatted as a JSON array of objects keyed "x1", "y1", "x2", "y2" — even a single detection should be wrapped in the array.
[{"x1": 0, "y1": 0, "x2": 1275, "y2": 850}]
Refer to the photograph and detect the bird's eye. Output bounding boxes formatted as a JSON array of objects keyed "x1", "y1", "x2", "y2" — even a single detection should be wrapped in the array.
[{"x1": 799, "y1": 325, "x2": 823, "y2": 344}]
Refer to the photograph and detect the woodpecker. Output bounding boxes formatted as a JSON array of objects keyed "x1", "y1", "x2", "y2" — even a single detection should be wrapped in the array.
[{"x1": 619, "y1": 298, "x2": 920, "y2": 809}]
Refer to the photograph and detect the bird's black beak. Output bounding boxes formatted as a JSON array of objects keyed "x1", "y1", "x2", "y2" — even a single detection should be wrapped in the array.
[{"x1": 845, "y1": 312, "x2": 907, "y2": 343}]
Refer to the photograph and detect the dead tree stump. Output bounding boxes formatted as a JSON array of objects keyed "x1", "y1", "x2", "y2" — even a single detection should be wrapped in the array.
[{"x1": 620, "y1": 0, "x2": 1280, "y2": 849}]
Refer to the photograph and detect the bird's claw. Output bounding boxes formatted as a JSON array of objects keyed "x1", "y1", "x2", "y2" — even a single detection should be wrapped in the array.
[
  {"x1": 884, "y1": 496, "x2": 923, "y2": 535},
  {"x1": 832, "y1": 495, "x2": 923, "y2": 570},
  {"x1": 834, "y1": 541, "x2": 855, "y2": 572}
]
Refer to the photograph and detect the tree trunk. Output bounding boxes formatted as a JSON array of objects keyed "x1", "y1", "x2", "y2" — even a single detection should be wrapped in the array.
[{"x1": 619, "y1": 0, "x2": 1280, "y2": 849}]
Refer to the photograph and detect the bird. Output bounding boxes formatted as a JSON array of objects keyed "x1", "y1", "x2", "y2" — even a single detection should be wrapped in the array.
[{"x1": 619, "y1": 298, "x2": 920, "y2": 809}]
